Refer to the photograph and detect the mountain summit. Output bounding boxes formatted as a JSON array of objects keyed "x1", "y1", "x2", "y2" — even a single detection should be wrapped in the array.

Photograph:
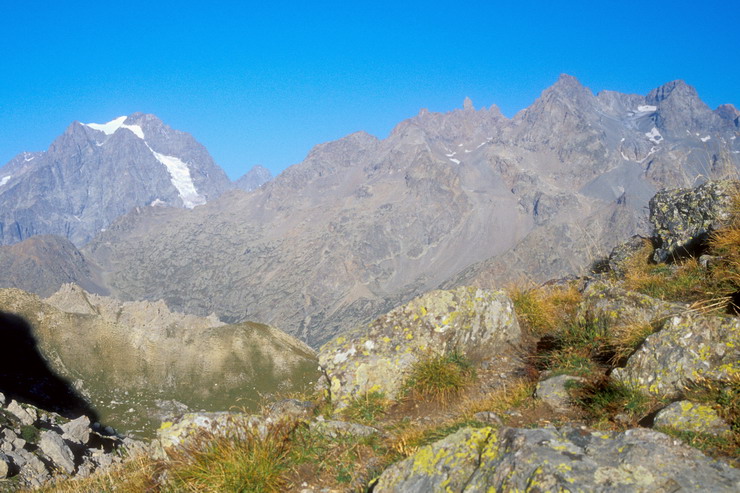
[{"x1": 0, "y1": 114, "x2": 231, "y2": 246}]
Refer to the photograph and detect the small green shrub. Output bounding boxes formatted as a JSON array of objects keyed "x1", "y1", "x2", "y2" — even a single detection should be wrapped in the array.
[
  {"x1": 404, "y1": 351, "x2": 475, "y2": 403},
  {"x1": 20, "y1": 425, "x2": 40, "y2": 444}
]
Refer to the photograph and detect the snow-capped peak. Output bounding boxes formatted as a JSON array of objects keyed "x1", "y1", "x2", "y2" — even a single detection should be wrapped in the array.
[{"x1": 84, "y1": 116, "x2": 145, "y2": 140}]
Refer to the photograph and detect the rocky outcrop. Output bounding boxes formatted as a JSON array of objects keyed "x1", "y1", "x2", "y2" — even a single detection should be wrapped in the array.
[
  {"x1": 373, "y1": 426, "x2": 740, "y2": 492},
  {"x1": 579, "y1": 279, "x2": 687, "y2": 329},
  {"x1": 612, "y1": 312, "x2": 740, "y2": 398},
  {"x1": 318, "y1": 287, "x2": 520, "y2": 407},
  {"x1": 0, "y1": 394, "x2": 134, "y2": 489},
  {"x1": 650, "y1": 180, "x2": 739, "y2": 262},
  {"x1": 0, "y1": 286, "x2": 320, "y2": 436}
]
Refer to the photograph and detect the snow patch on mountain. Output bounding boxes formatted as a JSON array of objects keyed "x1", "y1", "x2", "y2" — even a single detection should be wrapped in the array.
[
  {"x1": 146, "y1": 144, "x2": 205, "y2": 208},
  {"x1": 0, "y1": 176, "x2": 10, "y2": 187},
  {"x1": 701, "y1": 135, "x2": 711, "y2": 142},
  {"x1": 645, "y1": 127, "x2": 664, "y2": 144},
  {"x1": 637, "y1": 105, "x2": 657, "y2": 112},
  {"x1": 85, "y1": 116, "x2": 145, "y2": 140}
]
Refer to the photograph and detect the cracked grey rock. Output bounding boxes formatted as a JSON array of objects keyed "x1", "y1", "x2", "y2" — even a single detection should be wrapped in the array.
[
  {"x1": 61, "y1": 415, "x2": 91, "y2": 445},
  {"x1": 39, "y1": 431, "x2": 75, "y2": 474},
  {"x1": 7, "y1": 400, "x2": 36, "y2": 426}
]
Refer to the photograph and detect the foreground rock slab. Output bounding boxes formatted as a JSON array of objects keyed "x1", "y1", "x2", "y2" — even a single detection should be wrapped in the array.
[{"x1": 374, "y1": 426, "x2": 740, "y2": 492}]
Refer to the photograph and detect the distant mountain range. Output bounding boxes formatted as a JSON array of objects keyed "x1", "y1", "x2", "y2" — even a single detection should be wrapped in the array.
[
  {"x1": 0, "y1": 113, "x2": 271, "y2": 246},
  {"x1": 1, "y1": 75, "x2": 738, "y2": 347}
]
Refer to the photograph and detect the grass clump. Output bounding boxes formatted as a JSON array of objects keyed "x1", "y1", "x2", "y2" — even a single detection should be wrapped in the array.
[
  {"x1": 684, "y1": 375, "x2": 740, "y2": 434},
  {"x1": 621, "y1": 242, "x2": 712, "y2": 303},
  {"x1": 403, "y1": 351, "x2": 475, "y2": 403},
  {"x1": 166, "y1": 417, "x2": 296, "y2": 493},
  {"x1": 35, "y1": 453, "x2": 163, "y2": 493},
  {"x1": 509, "y1": 283, "x2": 582, "y2": 336},
  {"x1": 462, "y1": 377, "x2": 536, "y2": 417},
  {"x1": 342, "y1": 391, "x2": 390, "y2": 425},
  {"x1": 569, "y1": 378, "x2": 659, "y2": 427},
  {"x1": 535, "y1": 316, "x2": 611, "y2": 378},
  {"x1": 709, "y1": 196, "x2": 740, "y2": 312}
]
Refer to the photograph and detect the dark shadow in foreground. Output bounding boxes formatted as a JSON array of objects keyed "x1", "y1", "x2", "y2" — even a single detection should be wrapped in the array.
[{"x1": 0, "y1": 311, "x2": 99, "y2": 422}]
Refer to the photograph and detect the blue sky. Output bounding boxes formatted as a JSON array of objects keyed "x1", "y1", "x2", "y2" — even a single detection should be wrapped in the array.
[{"x1": 1, "y1": 1, "x2": 738, "y2": 179}]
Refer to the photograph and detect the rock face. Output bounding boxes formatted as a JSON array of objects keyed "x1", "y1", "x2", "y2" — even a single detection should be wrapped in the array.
[
  {"x1": 612, "y1": 312, "x2": 740, "y2": 398},
  {"x1": 318, "y1": 287, "x2": 520, "y2": 407},
  {"x1": 0, "y1": 286, "x2": 320, "y2": 436},
  {"x1": 374, "y1": 426, "x2": 740, "y2": 492},
  {"x1": 0, "y1": 113, "x2": 231, "y2": 246},
  {"x1": 650, "y1": 180, "x2": 739, "y2": 262}
]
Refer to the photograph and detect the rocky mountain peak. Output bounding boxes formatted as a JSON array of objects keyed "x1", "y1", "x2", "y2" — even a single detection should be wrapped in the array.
[
  {"x1": 463, "y1": 96, "x2": 474, "y2": 111},
  {"x1": 646, "y1": 79, "x2": 698, "y2": 104},
  {"x1": 234, "y1": 165, "x2": 273, "y2": 192},
  {"x1": 715, "y1": 104, "x2": 740, "y2": 128}
]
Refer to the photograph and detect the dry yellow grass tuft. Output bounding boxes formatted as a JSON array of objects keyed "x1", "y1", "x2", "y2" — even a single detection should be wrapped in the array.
[
  {"x1": 33, "y1": 452, "x2": 163, "y2": 493},
  {"x1": 508, "y1": 282, "x2": 582, "y2": 337}
]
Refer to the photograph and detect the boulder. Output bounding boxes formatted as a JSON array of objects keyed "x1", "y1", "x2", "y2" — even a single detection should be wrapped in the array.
[
  {"x1": 318, "y1": 287, "x2": 520, "y2": 407},
  {"x1": 61, "y1": 415, "x2": 91, "y2": 445},
  {"x1": 6, "y1": 400, "x2": 36, "y2": 426},
  {"x1": 535, "y1": 374, "x2": 584, "y2": 412},
  {"x1": 579, "y1": 280, "x2": 687, "y2": 330},
  {"x1": 650, "y1": 180, "x2": 739, "y2": 263},
  {"x1": 373, "y1": 426, "x2": 740, "y2": 492},
  {"x1": 654, "y1": 401, "x2": 732, "y2": 437},
  {"x1": 38, "y1": 431, "x2": 75, "y2": 474},
  {"x1": 612, "y1": 312, "x2": 740, "y2": 397},
  {"x1": 607, "y1": 235, "x2": 650, "y2": 276}
]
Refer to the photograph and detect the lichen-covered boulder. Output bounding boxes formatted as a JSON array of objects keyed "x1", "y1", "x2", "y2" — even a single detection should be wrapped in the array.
[
  {"x1": 654, "y1": 401, "x2": 732, "y2": 437},
  {"x1": 579, "y1": 280, "x2": 687, "y2": 330},
  {"x1": 612, "y1": 313, "x2": 740, "y2": 397},
  {"x1": 318, "y1": 287, "x2": 520, "y2": 407},
  {"x1": 373, "y1": 426, "x2": 740, "y2": 492},
  {"x1": 607, "y1": 235, "x2": 650, "y2": 276},
  {"x1": 650, "y1": 180, "x2": 739, "y2": 263}
]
